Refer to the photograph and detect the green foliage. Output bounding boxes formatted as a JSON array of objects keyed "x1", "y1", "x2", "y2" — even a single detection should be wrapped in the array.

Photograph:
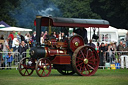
[
  {"x1": 52, "y1": 0, "x2": 100, "y2": 19},
  {"x1": 0, "y1": 0, "x2": 128, "y2": 29},
  {"x1": 0, "y1": 0, "x2": 20, "y2": 26},
  {"x1": 90, "y1": 0, "x2": 128, "y2": 29}
]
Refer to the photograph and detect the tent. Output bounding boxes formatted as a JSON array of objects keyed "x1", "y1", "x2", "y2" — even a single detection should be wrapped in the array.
[
  {"x1": 0, "y1": 27, "x2": 32, "y2": 31},
  {"x1": 0, "y1": 27, "x2": 32, "y2": 39},
  {"x1": 0, "y1": 21, "x2": 10, "y2": 27}
]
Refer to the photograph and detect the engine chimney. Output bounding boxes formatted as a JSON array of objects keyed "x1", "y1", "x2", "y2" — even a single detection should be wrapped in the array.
[{"x1": 36, "y1": 15, "x2": 42, "y2": 47}]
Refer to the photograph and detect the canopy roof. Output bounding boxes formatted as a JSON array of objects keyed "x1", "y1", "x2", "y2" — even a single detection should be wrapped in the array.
[{"x1": 34, "y1": 17, "x2": 109, "y2": 28}]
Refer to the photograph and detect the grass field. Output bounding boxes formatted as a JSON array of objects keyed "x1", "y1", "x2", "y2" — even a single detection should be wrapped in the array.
[{"x1": 0, "y1": 69, "x2": 128, "y2": 85}]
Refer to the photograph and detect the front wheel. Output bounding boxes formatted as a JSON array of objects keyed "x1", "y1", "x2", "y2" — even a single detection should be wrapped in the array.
[
  {"x1": 35, "y1": 58, "x2": 51, "y2": 77},
  {"x1": 72, "y1": 46, "x2": 99, "y2": 76},
  {"x1": 18, "y1": 57, "x2": 35, "y2": 76}
]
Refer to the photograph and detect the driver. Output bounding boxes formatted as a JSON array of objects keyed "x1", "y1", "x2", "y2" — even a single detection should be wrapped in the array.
[{"x1": 73, "y1": 27, "x2": 88, "y2": 44}]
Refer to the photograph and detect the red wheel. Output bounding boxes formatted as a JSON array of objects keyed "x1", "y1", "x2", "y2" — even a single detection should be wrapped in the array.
[
  {"x1": 69, "y1": 35, "x2": 84, "y2": 52},
  {"x1": 36, "y1": 58, "x2": 51, "y2": 77},
  {"x1": 18, "y1": 57, "x2": 35, "y2": 76},
  {"x1": 72, "y1": 46, "x2": 99, "y2": 76}
]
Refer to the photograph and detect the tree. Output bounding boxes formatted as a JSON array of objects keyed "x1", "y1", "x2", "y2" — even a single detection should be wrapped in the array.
[
  {"x1": 0, "y1": 0, "x2": 20, "y2": 26},
  {"x1": 52, "y1": 0, "x2": 100, "y2": 18},
  {"x1": 90, "y1": 0, "x2": 128, "y2": 29}
]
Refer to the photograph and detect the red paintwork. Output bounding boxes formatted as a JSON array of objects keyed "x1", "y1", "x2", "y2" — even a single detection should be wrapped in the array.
[
  {"x1": 51, "y1": 55, "x2": 71, "y2": 64},
  {"x1": 69, "y1": 35, "x2": 84, "y2": 52}
]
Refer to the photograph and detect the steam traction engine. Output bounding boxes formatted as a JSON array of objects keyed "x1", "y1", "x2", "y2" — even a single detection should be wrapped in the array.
[{"x1": 18, "y1": 16, "x2": 109, "y2": 77}]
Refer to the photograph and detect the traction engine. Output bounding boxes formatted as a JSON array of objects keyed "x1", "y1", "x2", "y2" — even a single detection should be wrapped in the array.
[{"x1": 18, "y1": 16, "x2": 109, "y2": 77}]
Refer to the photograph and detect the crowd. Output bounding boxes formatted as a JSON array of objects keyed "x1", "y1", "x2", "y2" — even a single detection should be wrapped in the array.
[
  {"x1": 0, "y1": 30, "x2": 128, "y2": 69},
  {"x1": 95, "y1": 32, "x2": 128, "y2": 69},
  {"x1": 0, "y1": 30, "x2": 67, "y2": 69}
]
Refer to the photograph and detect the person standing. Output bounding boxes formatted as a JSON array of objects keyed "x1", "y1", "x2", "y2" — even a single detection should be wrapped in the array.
[
  {"x1": 99, "y1": 43, "x2": 105, "y2": 66},
  {"x1": 17, "y1": 32, "x2": 22, "y2": 44},
  {"x1": 32, "y1": 31, "x2": 36, "y2": 47},
  {"x1": 12, "y1": 35, "x2": 19, "y2": 52},
  {"x1": 73, "y1": 27, "x2": 88, "y2": 44},
  {"x1": 125, "y1": 32, "x2": 128, "y2": 47},
  {"x1": 18, "y1": 41, "x2": 28, "y2": 60},
  {"x1": 3, "y1": 38, "x2": 10, "y2": 68},
  {"x1": 8, "y1": 32, "x2": 14, "y2": 48},
  {"x1": 6, "y1": 53, "x2": 13, "y2": 69},
  {"x1": 0, "y1": 43, "x2": 3, "y2": 68}
]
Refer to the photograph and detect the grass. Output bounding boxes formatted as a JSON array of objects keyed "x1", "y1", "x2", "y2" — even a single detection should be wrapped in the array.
[{"x1": 0, "y1": 69, "x2": 128, "y2": 85}]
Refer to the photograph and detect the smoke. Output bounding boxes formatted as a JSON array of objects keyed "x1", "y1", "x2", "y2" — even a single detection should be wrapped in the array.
[
  {"x1": 38, "y1": 8, "x2": 53, "y2": 16},
  {"x1": 9, "y1": 0, "x2": 62, "y2": 29}
]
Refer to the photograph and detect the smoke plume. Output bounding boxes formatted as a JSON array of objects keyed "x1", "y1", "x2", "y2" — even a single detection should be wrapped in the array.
[{"x1": 9, "y1": 0, "x2": 62, "y2": 29}]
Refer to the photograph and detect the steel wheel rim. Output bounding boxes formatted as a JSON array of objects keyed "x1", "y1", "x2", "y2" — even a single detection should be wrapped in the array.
[
  {"x1": 72, "y1": 46, "x2": 99, "y2": 76},
  {"x1": 36, "y1": 58, "x2": 51, "y2": 77},
  {"x1": 18, "y1": 57, "x2": 34, "y2": 76}
]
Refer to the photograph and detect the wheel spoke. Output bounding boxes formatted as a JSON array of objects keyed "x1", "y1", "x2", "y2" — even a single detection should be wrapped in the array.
[
  {"x1": 38, "y1": 68, "x2": 41, "y2": 72},
  {"x1": 72, "y1": 46, "x2": 99, "y2": 76},
  {"x1": 26, "y1": 69, "x2": 29, "y2": 75},
  {"x1": 80, "y1": 50, "x2": 85, "y2": 58},
  {"x1": 85, "y1": 65, "x2": 90, "y2": 73},
  {"x1": 24, "y1": 69, "x2": 27, "y2": 75},
  {"x1": 36, "y1": 58, "x2": 51, "y2": 77},
  {"x1": 76, "y1": 62, "x2": 84, "y2": 67},
  {"x1": 88, "y1": 62, "x2": 95, "y2": 66},
  {"x1": 41, "y1": 69, "x2": 44, "y2": 76},
  {"x1": 87, "y1": 64, "x2": 94, "y2": 70},
  {"x1": 86, "y1": 50, "x2": 89, "y2": 58},
  {"x1": 88, "y1": 55, "x2": 94, "y2": 60},
  {"x1": 76, "y1": 57, "x2": 83, "y2": 60}
]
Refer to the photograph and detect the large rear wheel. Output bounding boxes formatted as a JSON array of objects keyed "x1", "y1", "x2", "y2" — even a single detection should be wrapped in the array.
[{"x1": 72, "y1": 46, "x2": 99, "y2": 76}]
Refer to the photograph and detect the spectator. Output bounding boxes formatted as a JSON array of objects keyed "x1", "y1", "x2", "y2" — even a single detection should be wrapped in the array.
[
  {"x1": 99, "y1": 43, "x2": 105, "y2": 66},
  {"x1": 13, "y1": 31, "x2": 18, "y2": 36},
  {"x1": 18, "y1": 41, "x2": 28, "y2": 59},
  {"x1": 53, "y1": 32, "x2": 57, "y2": 38},
  {"x1": 59, "y1": 32, "x2": 66, "y2": 42},
  {"x1": 25, "y1": 33, "x2": 31, "y2": 43},
  {"x1": 12, "y1": 35, "x2": 19, "y2": 52},
  {"x1": 109, "y1": 43, "x2": 116, "y2": 63},
  {"x1": 43, "y1": 31, "x2": 48, "y2": 40},
  {"x1": 95, "y1": 42, "x2": 99, "y2": 54},
  {"x1": 125, "y1": 32, "x2": 128, "y2": 47},
  {"x1": 116, "y1": 41, "x2": 124, "y2": 63},
  {"x1": 0, "y1": 35, "x2": 4, "y2": 40},
  {"x1": 20, "y1": 33, "x2": 25, "y2": 42},
  {"x1": 6, "y1": 52, "x2": 13, "y2": 69},
  {"x1": 0, "y1": 43, "x2": 3, "y2": 68},
  {"x1": 17, "y1": 32, "x2": 22, "y2": 44},
  {"x1": 40, "y1": 34, "x2": 44, "y2": 45},
  {"x1": 41, "y1": 31, "x2": 44, "y2": 37},
  {"x1": 32, "y1": 31, "x2": 36, "y2": 47},
  {"x1": 8, "y1": 32, "x2": 14, "y2": 48},
  {"x1": 3, "y1": 38, "x2": 10, "y2": 68}
]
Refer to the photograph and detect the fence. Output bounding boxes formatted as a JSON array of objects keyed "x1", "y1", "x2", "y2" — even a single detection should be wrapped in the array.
[
  {"x1": 0, "y1": 51, "x2": 128, "y2": 70},
  {"x1": 0, "y1": 51, "x2": 29, "y2": 70},
  {"x1": 99, "y1": 51, "x2": 128, "y2": 69}
]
